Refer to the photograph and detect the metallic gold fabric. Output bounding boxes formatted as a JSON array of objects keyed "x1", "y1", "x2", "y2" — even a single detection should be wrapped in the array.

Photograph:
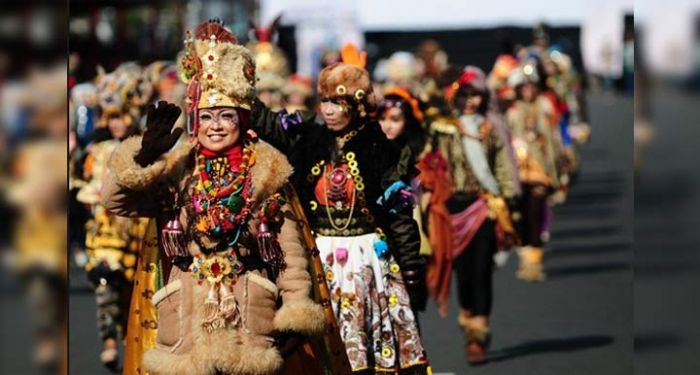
[{"x1": 123, "y1": 220, "x2": 161, "y2": 375}]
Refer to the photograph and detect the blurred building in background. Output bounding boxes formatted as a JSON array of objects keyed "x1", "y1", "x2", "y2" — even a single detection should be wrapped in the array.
[
  {"x1": 67, "y1": 0, "x2": 642, "y2": 92},
  {"x1": 69, "y1": 0, "x2": 256, "y2": 82}
]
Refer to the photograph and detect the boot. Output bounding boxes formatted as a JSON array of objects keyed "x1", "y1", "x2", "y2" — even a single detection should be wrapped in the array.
[
  {"x1": 458, "y1": 313, "x2": 490, "y2": 365},
  {"x1": 34, "y1": 336, "x2": 59, "y2": 373},
  {"x1": 100, "y1": 338, "x2": 119, "y2": 372},
  {"x1": 516, "y1": 246, "x2": 546, "y2": 282}
]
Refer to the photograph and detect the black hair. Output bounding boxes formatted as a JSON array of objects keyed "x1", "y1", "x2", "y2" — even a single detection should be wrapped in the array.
[
  {"x1": 376, "y1": 94, "x2": 426, "y2": 156},
  {"x1": 514, "y1": 81, "x2": 540, "y2": 101},
  {"x1": 454, "y1": 85, "x2": 490, "y2": 115}
]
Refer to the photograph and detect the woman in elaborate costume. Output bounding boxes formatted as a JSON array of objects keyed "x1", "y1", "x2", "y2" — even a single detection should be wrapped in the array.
[
  {"x1": 375, "y1": 87, "x2": 430, "y2": 316},
  {"x1": 101, "y1": 21, "x2": 326, "y2": 374},
  {"x1": 420, "y1": 66, "x2": 518, "y2": 364},
  {"x1": 251, "y1": 46, "x2": 430, "y2": 374}
]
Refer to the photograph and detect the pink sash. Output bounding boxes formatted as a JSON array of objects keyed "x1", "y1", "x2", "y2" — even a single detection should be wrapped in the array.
[{"x1": 451, "y1": 198, "x2": 489, "y2": 258}]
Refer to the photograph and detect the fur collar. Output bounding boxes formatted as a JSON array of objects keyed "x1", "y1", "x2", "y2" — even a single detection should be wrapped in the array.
[
  {"x1": 168, "y1": 139, "x2": 292, "y2": 202},
  {"x1": 113, "y1": 136, "x2": 293, "y2": 202}
]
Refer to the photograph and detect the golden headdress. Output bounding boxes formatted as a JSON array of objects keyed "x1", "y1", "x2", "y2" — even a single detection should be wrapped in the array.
[{"x1": 179, "y1": 20, "x2": 257, "y2": 113}]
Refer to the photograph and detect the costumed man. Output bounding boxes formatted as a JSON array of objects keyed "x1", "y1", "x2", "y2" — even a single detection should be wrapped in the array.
[
  {"x1": 534, "y1": 51, "x2": 573, "y2": 204},
  {"x1": 506, "y1": 59, "x2": 563, "y2": 282},
  {"x1": 102, "y1": 21, "x2": 330, "y2": 375},
  {"x1": 252, "y1": 45, "x2": 431, "y2": 374},
  {"x1": 419, "y1": 66, "x2": 518, "y2": 364},
  {"x1": 247, "y1": 15, "x2": 289, "y2": 111},
  {"x1": 75, "y1": 63, "x2": 152, "y2": 370}
]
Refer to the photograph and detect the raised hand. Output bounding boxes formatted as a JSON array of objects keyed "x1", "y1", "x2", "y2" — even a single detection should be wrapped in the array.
[{"x1": 134, "y1": 101, "x2": 183, "y2": 167}]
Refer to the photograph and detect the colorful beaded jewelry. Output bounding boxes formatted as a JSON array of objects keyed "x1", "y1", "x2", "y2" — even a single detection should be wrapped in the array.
[{"x1": 191, "y1": 142, "x2": 256, "y2": 249}]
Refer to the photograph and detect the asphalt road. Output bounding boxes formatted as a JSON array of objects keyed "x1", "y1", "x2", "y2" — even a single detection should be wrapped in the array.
[{"x1": 633, "y1": 88, "x2": 700, "y2": 375}]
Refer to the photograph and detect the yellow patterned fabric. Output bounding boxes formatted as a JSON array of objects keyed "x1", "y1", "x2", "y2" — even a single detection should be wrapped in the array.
[
  {"x1": 84, "y1": 205, "x2": 146, "y2": 283},
  {"x1": 123, "y1": 220, "x2": 161, "y2": 375},
  {"x1": 14, "y1": 210, "x2": 67, "y2": 274}
]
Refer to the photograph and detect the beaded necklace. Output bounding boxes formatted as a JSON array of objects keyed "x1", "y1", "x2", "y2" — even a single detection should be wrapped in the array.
[
  {"x1": 191, "y1": 142, "x2": 256, "y2": 250},
  {"x1": 309, "y1": 125, "x2": 371, "y2": 233}
]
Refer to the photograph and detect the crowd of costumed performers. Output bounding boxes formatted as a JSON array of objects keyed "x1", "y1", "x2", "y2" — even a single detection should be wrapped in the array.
[{"x1": 69, "y1": 19, "x2": 590, "y2": 373}]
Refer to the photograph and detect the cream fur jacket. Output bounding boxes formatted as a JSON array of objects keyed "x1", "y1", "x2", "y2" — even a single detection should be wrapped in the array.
[{"x1": 101, "y1": 135, "x2": 325, "y2": 375}]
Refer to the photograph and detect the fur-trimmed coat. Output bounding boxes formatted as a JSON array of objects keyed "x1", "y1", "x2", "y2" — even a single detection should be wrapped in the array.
[
  {"x1": 423, "y1": 115, "x2": 517, "y2": 200},
  {"x1": 101, "y1": 136, "x2": 325, "y2": 375}
]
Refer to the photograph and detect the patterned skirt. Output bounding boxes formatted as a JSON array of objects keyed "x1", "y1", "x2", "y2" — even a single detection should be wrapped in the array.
[{"x1": 317, "y1": 232, "x2": 429, "y2": 374}]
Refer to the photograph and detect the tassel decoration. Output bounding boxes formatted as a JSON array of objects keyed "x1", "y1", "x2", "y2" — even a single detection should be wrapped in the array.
[
  {"x1": 202, "y1": 283, "x2": 220, "y2": 332},
  {"x1": 218, "y1": 283, "x2": 240, "y2": 327},
  {"x1": 162, "y1": 219, "x2": 188, "y2": 258}
]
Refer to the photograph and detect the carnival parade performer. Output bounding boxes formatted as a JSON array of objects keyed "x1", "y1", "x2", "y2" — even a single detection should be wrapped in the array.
[
  {"x1": 100, "y1": 21, "x2": 326, "y2": 375},
  {"x1": 375, "y1": 87, "x2": 431, "y2": 317},
  {"x1": 251, "y1": 45, "x2": 431, "y2": 375},
  {"x1": 420, "y1": 66, "x2": 518, "y2": 364},
  {"x1": 506, "y1": 59, "x2": 564, "y2": 282}
]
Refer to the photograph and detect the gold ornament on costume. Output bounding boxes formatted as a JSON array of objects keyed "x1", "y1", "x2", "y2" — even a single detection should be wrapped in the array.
[
  {"x1": 190, "y1": 251, "x2": 245, "y2": 332},
  {"x1": 354, "y1": 89, "x2": 365, "y2": 100}
]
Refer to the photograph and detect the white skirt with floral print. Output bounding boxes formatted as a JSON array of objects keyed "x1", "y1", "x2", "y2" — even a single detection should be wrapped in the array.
[{"x1": 317, "y1": 233, "x2": 428, "y2": 373}]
